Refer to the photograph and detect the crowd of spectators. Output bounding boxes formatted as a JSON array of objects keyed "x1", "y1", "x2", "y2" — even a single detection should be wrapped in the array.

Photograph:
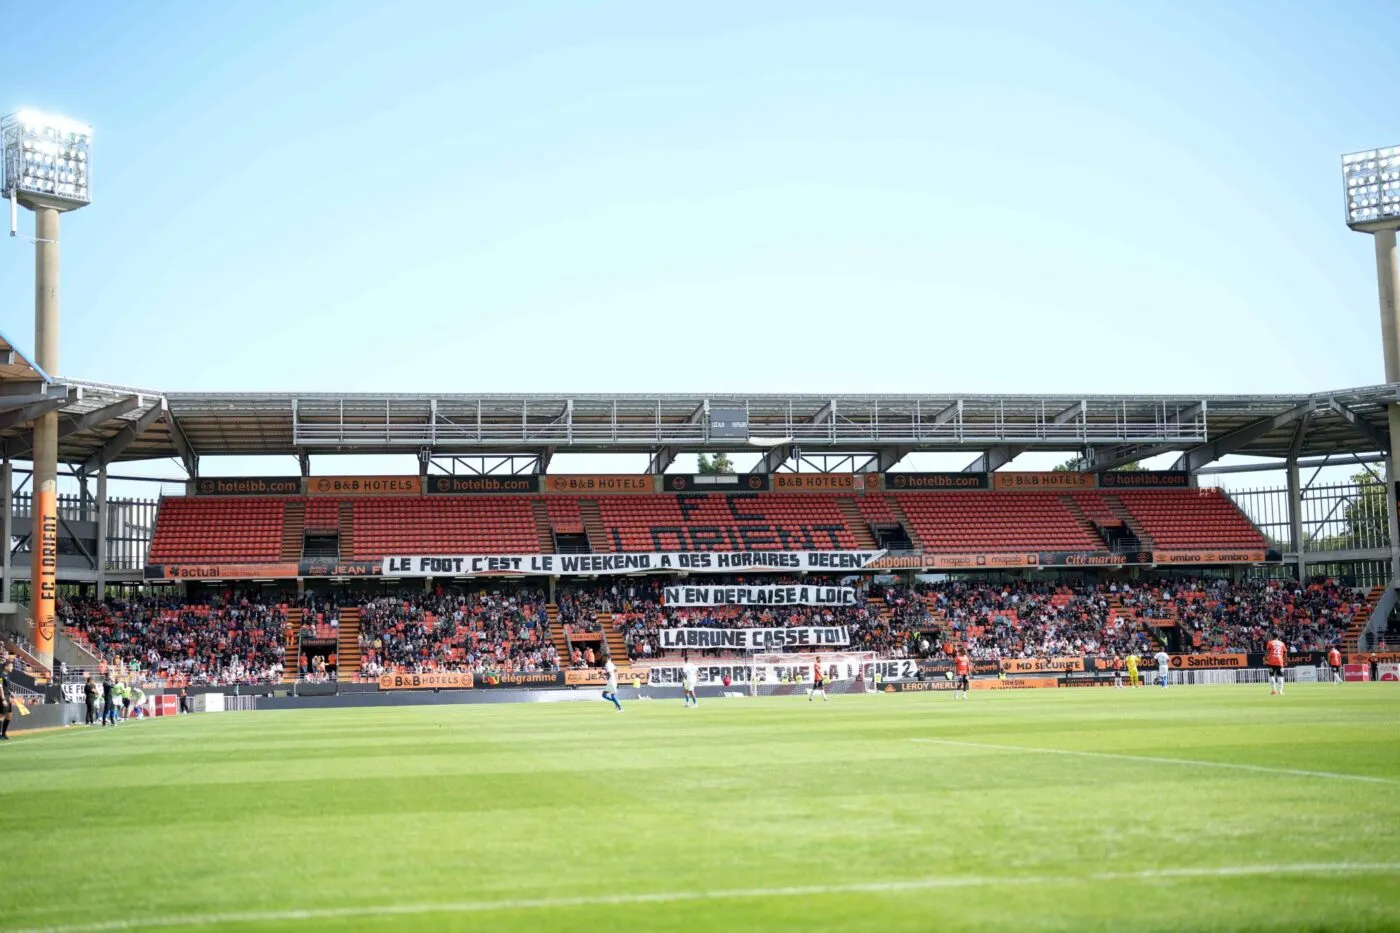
[
  {"x1": 41, "y1": 576, "x2": 1371, "y2": 683},
  {"x1": 570, "y1": 575, "x2": 1367, "y2": 662},
  {"x1": 555, "y1": 576, "x2": 912, "y2": 661},
  {"x1": 915, "y1": 580, "x2": 1155, "y2": 660},
  {"x1": 881, "y1": 577, "x2": 1362, "y2": 659},
  {"x1": 58, "y1": 592, "x2": 285, "y2": 685},
  {"x1": 357, "y1": 586, "x2": 557, "y2": 678},
  {"x1": 1162, "y1": 578, "x2": 1365, "y2": 653}
]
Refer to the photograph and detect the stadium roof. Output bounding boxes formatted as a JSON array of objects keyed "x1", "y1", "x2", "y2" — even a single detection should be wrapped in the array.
[
  {"x1": 0, "y1": 329, "x2": 48, "y2": 384},
  {"x1": 0, "y1": 381, "x2": 1391, "y2": 475}
]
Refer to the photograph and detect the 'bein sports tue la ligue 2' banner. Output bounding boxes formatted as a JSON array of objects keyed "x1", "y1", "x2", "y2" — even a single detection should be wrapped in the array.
[{"x1": 380, "y1": 550, "x2": 887, "y2": 577}]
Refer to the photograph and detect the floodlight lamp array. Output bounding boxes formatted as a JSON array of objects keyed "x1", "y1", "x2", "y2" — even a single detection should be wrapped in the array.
[
  {"x1": 1343, "y1": 147, "x2": 1400, "y2": 228},
  {"x1": 2, "y1": 110, "x2": 92, "y2": 207}
]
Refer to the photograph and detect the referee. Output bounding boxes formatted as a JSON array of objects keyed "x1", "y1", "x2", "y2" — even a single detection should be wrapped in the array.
[{"x1": 0, "y1": 659, "x2": 14, "y2": 740}]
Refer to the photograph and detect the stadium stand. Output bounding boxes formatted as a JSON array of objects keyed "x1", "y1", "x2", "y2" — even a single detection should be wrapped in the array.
[
  {"x1": 555, "y1": 576, "x2": 907, "y2": 661},
  {"x1": 50, "y1": 575, "x2": 1367, "y2": 685},
  {"x1": 595, "y1": 493, "x2": 859, "y2": 552},
  {"x1": 58, "y1": 594, "x2": 285, "y2": 685},
  {"x1": 355, "y1": 587, "x2": 554, "y2": 677},
  {"x1": 890, "y1": 492, "x2": 1101, "y2": 553},
  {"x1": 1160, "y1": 578, "x2": 1365, "y2": 653},
  {"x1": 148, "y1": 497, "x2": 285, "y2": 563},
  {"x1": 1111, "y1": 489, "x2": 1266, "y2": 549},
  {"x1": 346, "y1": 497, "x2": 538, "y2": 560},
  {"x1": 303, "y1": 498, "x2": 340, "y2": 532},
  {"x1": 146, "y1": 487, "x2": 1269, "y2": 564}
]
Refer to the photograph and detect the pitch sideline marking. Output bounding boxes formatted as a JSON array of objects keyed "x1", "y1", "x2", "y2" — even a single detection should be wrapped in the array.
[
  {"x1": 4, "y1": 863, "x2": 1399, "y2": 933},
  {"x1": 910, "y1": 737, "x2": 1400, "y2": 785}
]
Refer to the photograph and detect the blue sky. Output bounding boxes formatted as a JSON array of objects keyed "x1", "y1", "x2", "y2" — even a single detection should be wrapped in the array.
[{"x1": 0, "y1": 1, "x2": 1391, "y2": 482}]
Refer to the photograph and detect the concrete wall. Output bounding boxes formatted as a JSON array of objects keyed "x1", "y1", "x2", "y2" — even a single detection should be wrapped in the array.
[{"x1": 10, "y1": 701, "x2": 86, "y2": 733}]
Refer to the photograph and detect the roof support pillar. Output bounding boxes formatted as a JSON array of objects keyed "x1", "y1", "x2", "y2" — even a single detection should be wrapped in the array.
[
  {"x1": 95, "y1": 467, "x2": 108, "y2": 599},
  {"x1": 755, "y1": 444, "x2": 795, "y2": 474},
  {"x1": 1, "y1": 460, "x2": 10, "y2": 605},
  {"x1": 1170, "y1": 401, "x2": 1315, "y2": 474},
  {"x1": 647, "y1": 446, "x2": 679, "y2": 474},
  {"x1": 962, "y1": 445, "x2": 1018, "y2": 473},
  {"x1": 79, "y1": 401, "x2": 166, "y2": 474}
]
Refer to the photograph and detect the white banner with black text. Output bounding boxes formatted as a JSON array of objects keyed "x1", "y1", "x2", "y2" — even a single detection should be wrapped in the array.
[
  {"x1": 646, "y1": 659, "x2": 917, "y2": 685},
  {"x1": 662, "y1": 584, "x2": 858, "y2": 607},
  {"x1": 381, "y1": 550, "x2": 886, "y2": 578},
  {"x1": 659, "y1": 626, "x2": 851, "y2": 651}
]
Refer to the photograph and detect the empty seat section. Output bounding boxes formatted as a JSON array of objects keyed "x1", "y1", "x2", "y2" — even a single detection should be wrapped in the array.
[
  {"x1": 348, "y1": 497, "x2": 537, "y2": 559},
  {"x1": 1068, "y1": 492, "x2": 1121, "y2": 525},
  {"x1": 857, "y1": 495, "x2": 899, "y2": 525},
  {"x1": 893, "y1": 492, "x2": 1101, "y2": 553},
  {"x1": 148, "y1": 497, "x2": 286, "y2": 562},
  {"x1": 545, "y1": 498, "x2": 585, "y2": 534},
  {"x1": 303, "y1": 498, "x2": 340, "y2": 531},
  {"x1": 1114, "y1": 489, "x2": 1265, "y2": 548},
  {"x1": 597, "y1": 494, "x2": 858, "y2": 551}
]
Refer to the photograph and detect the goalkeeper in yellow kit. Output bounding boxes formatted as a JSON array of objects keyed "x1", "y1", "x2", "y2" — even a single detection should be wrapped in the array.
[{"x1": 1125, "y1": 652, "x2": 1141, "y2": 688}]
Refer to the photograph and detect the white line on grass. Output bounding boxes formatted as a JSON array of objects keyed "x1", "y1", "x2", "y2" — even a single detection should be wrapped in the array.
[
  {"x1": 5, "y1": 863, "x2": 1398, "y2": 933},
  {"x1": 910, "y1": 737, "x2": 1400, "y2": 785}
]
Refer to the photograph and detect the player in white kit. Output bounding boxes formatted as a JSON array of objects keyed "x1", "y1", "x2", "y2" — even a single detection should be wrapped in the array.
[
  {"x1": 601, "y1": 658, "x2": 623, "y2": 712},
  {"x1": 682, "y1": 661, "x2": 699, "y2": 707},
  {"x1": 1154, "y1": 650, "x2": 1171, "y2": 688}
]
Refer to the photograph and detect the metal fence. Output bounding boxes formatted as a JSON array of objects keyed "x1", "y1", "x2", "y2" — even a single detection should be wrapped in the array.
[
  {"x1": 8, "y1": 492, "x2": 157, "y2": 572},
  {"x1": 1228, "y1": 479, "x2": 1389, "y2": 555}
]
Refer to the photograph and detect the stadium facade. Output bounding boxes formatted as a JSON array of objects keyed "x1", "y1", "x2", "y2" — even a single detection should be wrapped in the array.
[{"x1": 0, "y1": 350, "x2": 1395, "y2": 672}]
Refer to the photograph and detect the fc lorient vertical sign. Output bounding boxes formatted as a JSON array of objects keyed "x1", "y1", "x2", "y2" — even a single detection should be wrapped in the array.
[{"x1": 35, "y1": 488, "x2": 57, "y2": 659}]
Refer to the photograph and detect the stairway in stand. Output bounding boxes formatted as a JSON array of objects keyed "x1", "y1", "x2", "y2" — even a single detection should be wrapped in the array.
[
  {"x1": 281, "y1": 500, "x2": 306, "y2": 562},
  {"x1": 547, "y1": 603, "x2": 571, "y2": 661},
  {"x1": 1059, "y1": 495, "x2": 1100, "y2": 543},
  {"x1": 599, "y1": 612, "x2": 627, "y2": 662},
  {"x1": 837, "y1": 497, "x2": 878, "y2": 549},
  {"x1": 1345, "y1": 585, "x2": 1387, "y2": 653},
  {"x1": 282, "y1": 608, "x2": 302, "y2": 682},
  {"x1": 1103, "y1": 495, "x2": 1153, "y2": 548},
  {"x1": 885, "y1": 498, "x2": 923, "y2": 549},
  {"x1": 531, "y1": 500, "x2": 556, "y2": 552},
  {"x1": 1110, "y1": 593, "x2": 1174, "y2": 650},
  {"x1": 338, "y1": 502, "x2": 355, "y2": 559},
  {"x1": 578, "y1": 499, "x2": 611, "y2": 551},
  {"x1": 864, "y1": 595, "x2": 892, "y2": 629},
  {"x1": 336, "y1": 607, "x2": 361, "y2": 681}
]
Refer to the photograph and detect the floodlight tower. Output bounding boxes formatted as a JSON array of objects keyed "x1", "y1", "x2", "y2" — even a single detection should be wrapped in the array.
[
  {"x1": 1, "y1": 109, "x2": 92, "y2": 669},
  {"x1": 1342, "y1": 146, "x2": 1400, "y2": 582}
]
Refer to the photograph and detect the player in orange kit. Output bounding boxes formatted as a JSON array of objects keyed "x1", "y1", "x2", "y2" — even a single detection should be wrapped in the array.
[
  {"x1": 1265, "y1": 635, "x2": 1287, "y2": 696},
  {"x1": 954, "y1": 652, "x2": 971, "y2": 700}
]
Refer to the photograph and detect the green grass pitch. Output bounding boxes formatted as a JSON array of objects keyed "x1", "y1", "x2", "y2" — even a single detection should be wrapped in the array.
[{"x1": 2, "y1": 685, "x2": 1398, "y2": 932}]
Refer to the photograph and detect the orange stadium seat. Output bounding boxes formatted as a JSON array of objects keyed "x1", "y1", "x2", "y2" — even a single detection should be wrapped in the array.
[
  {"x1": 892, "y1": 492, "x2": 1100, "y2": 553},
  {"x1": 545, "y1": 498, "x2": 585, "y2": 534},
  {"x1": 1067, "y1": 492, "x2": 1122, "y2": 526},
  {"x1": 145, "y1": 487, "x2": 1267, "y2": 564},
  {"x1": 148, "y1": 497, "x2": 285, "y2": 563},
  {"x1": 348, "y1": 497, "x2": 537, "y2": 558},
  {"x1": 303, "y1": 498, "x2": 340, "y2": 532},
  {"x1": 1112, "y1": 489, "x2": 1265, "y2": 549},
  {"x1": 856, "y1": 495, "x2": 900, "y2": 525},
  {"x1": 595, "y1": 494, "x2": 858, "y2": 551}
]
